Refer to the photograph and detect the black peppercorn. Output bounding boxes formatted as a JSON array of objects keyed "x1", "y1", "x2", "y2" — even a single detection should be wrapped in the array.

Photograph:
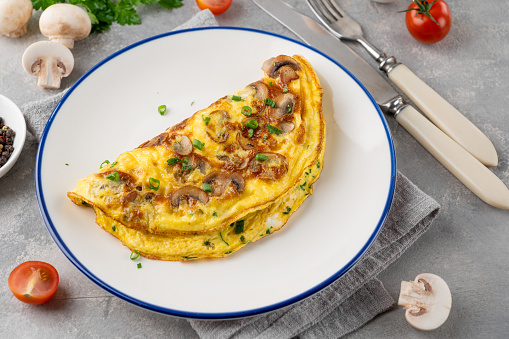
[{"x1": 0, "y1": 118, "x2": 15, "y2": 169}]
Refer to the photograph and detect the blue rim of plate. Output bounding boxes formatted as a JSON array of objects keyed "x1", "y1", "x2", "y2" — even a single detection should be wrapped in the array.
[{"x1": 35, "y1": 26, "x2": 396, "y2": 320}]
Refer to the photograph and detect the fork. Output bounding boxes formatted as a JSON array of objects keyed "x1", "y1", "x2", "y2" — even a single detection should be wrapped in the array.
[{"x1": 306, "y1": 0, "x2": 498, "y2": 167}]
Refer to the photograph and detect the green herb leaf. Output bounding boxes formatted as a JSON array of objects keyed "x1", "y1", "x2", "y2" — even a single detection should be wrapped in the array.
[
  {"x1": 110, "y1": 161, "x2": 118, "y2": 168},
  {"x1": 283, "y1": 206, "x2": 291, "y2": 215},
  {"x1": 283, "y1": 87, "x2": 289, "y2": 93},
  {"x1": 212, "y1": 211, "x2": 218, "y2": 217},
  {"x1": 193, "y1": 139, "x2": 204, "y2": 150},
  {"x1": 269, "y1": 82, "x2": 273, "y2": 86},
  {"x1": 202, "y1": 115, "x2": 211, "y2": 125},
  {"x1": 167, "y1": 158, "x2": 181, "y2": 165},
  {"x1": 149, "y1": 177, "x2": 160, "y2": 190},
  {"x1": 112, "y1": 225, "x2": 116, "y2": 232},
  {"x1": 137, "y1": 263, "x2": 142, "y2": 268},
  {"x1": 267, "y1": 124, "x2": 282, "y2": 135},
  {"x1": 100, "y1": 160, "x2": 110, "y2": 169},
  {"x1": 204, "y1": 241, "x2": 211, "y2": 246},
  {"x1": 106, "y1": 172, "x2": 119, "y2": 181},
  {"x1": 255, "y1": 154, "x2": 268, "y2": 162},
  {"x1": 203, "y1": 183, "x2": 212, "y2": 193},
  {"x1": 234, "y1": 220, "x2": 245, "y2": 234},
  {"x1": 158, "y1": 104, "x2": 167, "y2": 115},
  {"x1": 219, "y1": 232, "x2": 229, "y2": 246}
]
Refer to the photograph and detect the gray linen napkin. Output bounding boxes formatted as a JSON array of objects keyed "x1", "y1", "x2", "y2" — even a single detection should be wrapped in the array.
[
  {"x1": 20, "y1": 9, "x2": 219, "y2": 141},
  {"x1": 20, "y1": 10, "x2": 440, "y2": 339},
  {"x1": 189, "y1": 172, "x2": 439, "y2": 339}
]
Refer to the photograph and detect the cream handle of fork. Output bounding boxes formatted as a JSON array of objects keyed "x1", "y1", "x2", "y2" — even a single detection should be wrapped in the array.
[
  {"x1": 395, "y1": 105, "x2": 509, "y2": 209},
  {"x1": 388, "y1": 64, "x2": 498, "y2": 166}
]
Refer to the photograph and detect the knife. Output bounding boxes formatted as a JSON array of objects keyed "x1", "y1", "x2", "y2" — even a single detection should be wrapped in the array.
[{"x1": 253, "y1": 0, "x2": 509, "y2": 209}]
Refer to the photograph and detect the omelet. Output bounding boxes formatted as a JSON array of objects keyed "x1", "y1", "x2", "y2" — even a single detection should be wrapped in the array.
[{"x1": 68, "y1": 55, "x2": 325, "y2": 244}]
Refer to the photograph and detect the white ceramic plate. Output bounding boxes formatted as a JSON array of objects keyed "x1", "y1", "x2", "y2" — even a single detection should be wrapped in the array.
[
  {"x1": 36, "y1": 28, "x2": 395, "y2": 319},
  {"x1": 0, "y1": 94, "x2": 26, "y2": 179}
]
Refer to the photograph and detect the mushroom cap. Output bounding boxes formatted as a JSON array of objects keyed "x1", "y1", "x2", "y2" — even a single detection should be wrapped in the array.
[
  {"x1": 39, "y1": 4, "x2": 91, "y2": 42},
  {"x1": 0, "y1": 0, "x2": 33, "y2": 36},
  {"x1": 398, "y1": 273, "x2": 452, "y2": 331},
  {"x1": 22, "y1": 41, "x2": 74, "y2": 77}
]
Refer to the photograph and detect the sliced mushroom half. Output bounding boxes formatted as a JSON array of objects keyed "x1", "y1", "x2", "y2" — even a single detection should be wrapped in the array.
[
  {"x1": 279, "y1": 122, "x2": 295, "y2": 133},
  {"x1": 398, "y1": 273, "x2": 452, "y2": 331},
  {"x1": 267, "y1": 93, "x2": 295, "y2": 120},
  {"x1": 139, "y1": 132, "x2": 168, "y2": 148},
  {"x1": 172, "y1": 135, "x2": 193, "y2": 155},
  {"x1": 171, "y1": 186, "x2": 208, "y2": 208},
  {"x1": 249, "y1": 81, "x2": 269, "y2": 101},
  {"x1": 279, "y1": 66, "x2": 299, "y2": 85},
  {"x1": 204, "y1": 110, "x2": 230, "y2": 143},
  {"x1": 249, "y1": 153, "x2": 289, "y2": 180},
  {"x1": 262, "y1": 55, "x2": 300, "y2": 78},
  {"x1": 203, "y1": 172, "x2": 245, "y2": 196}
]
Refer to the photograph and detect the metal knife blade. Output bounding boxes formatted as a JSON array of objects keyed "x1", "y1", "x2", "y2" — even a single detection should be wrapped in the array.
[{"x1": 253, "y1": 0, "x2": 509, "y2": 209}]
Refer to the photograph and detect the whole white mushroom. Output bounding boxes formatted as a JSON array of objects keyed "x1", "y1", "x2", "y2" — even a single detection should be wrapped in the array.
[
  {"x1": 0, "y1": 0, "x2": 33, "y2": 38},
  {"x1": 39, "y1": 3, "x2": 91, "y2": 49},
  {"x1": 22, "y1": 41, "x2": 74, "y2": 89}
]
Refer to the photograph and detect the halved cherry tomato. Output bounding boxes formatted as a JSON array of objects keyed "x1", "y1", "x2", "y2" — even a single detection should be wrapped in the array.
[
  {"x1": 196, "y1": 0, "x2": 232, "y2": 15},
  {"x1": 8, "y1": 261, "x2": 59, "y2": 305},
  {"x1": 404, "y1": 0, "x2": 451, "y2": 44}
]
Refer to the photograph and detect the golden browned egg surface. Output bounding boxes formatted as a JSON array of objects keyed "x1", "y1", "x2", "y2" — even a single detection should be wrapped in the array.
[{"x1": 68, "y1": 54, "x2": 325, "y2": 260}]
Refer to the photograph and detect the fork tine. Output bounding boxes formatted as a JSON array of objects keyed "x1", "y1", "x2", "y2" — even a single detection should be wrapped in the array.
[
  {"x1": 306, "y1": 0, "x2": 335, "y2": 24},
  {"x1": 327, "y1": 0, "x2": 349, "y2": 19},
  {"x1": 321, "y1": 0, "x2": 343, "y2": 20}
]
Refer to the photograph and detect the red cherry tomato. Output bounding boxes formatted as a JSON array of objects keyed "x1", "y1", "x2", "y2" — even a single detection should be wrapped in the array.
[
  {"x1": 8, "y1": 261, "x2": 59, "y2": 305},
  {"x1": 405, "y1": 0, "x2": 451, "y2": 44},
  {"x1": 196, "y1": 0, "x2": 232, "y2": 15}
]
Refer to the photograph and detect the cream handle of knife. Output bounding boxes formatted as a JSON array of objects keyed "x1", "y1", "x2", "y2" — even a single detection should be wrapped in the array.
[
  {"x1": 388, "y1": 64, "x2": 498, "y2": 166},
  {"x1": 396, "y1": 105, "x2": 509, "y2": 209}
]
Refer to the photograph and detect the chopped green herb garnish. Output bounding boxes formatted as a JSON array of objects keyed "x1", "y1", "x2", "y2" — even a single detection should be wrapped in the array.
[
  {"x1": 149, "y1": 177, "x2": 160, "y2": 190},
  {"x1": 283, "y1": 87, "x2": 289, "y2": 93},
  {"x1": 224, "y1": 251, "x2": 232, "y2": 254},
  {"x1": 65, "y1": 163, "x2": 69, "y2": 166},
  {"x1": 287, "y1": 104, "x2": 292, "y2": 113},
  {"x1": 137, "y1": 263, "x2": 142, "y2": 269},
  {"x1": 269, "y1": 82, "x2": 273, "y2": 86},
  {"x1": 245, "y1": 119, "x2": 259, "y2": 129},
  {"x1": 193, "y1": 139, "x2": 204, "y2": 150},
  {"x1": 202, "y1": 115, "x2": 211, "y2": 125},
  {"x1": 240, "y1": 235, "x2": 245, "y2": 243},
  {"x1": 219, "y1": 232, "x2": 229, "y2": 246},
  {"x1": 100, "y1": 160, "x2": 110, "y2": 169},
  {"x1": 300, "y1": 181, "x2": 307, "y2": 191},
  {"x1": 167, "y1": 158, "x2": 181, "y2": 165},
  {"x1": 199, "y1": 208, "x2": 204, "y2": 214},
  {"x1": 106, "y1": 172, "x2": 119, "y2": 181},
  {"x1": 204, "y1": 241, "x2": 211, "y2": 246},
  {"x1": 241, "y1": 106, "x2": 252, "y2": 116},
  {"x1": 266, "y1": 229, "x2": 271, "y2": 235},
  {"x1": 316, "y1": 160, "x2": 321, "y2": 168},
  {"x1": 158, "y1": 105, "x2": 167, "y2": 115},
  {"x1": 81, "y1": 201, "x2": 89, "y2": 206},
  {"x1": 130, "y1": 250, "x2": 140, "y2": 260},
  {"x1": 264, "y1": 97, "x2": 277, "y2": 108},
  {"x1": 232, "y1": 95, "x2": 242, "y2": 101},
  {"x1": 182, "y1": 157, "x2": 191, "y2": 171},
  {"x1": 267, "y1": 124, "x2": 282, "y2": 135},
  {"x1": 182, "y1": 256, "x2": 197, "y2": 260},
  {"x1": 110, "y1": 161, "x2": 118, "y2": 168},
  {"x1": 213, "y1": 211, "x2": 218, "y2": 217},
  {"x1": 234, "y1": 220, "x2": 245, "y2": 234},
  {"x1": 263, "y1": 135, "x2": 268, "y2": 140},
  {"x1": 191, "y1": 101, "x2": 195, "y2": 106},
  {"x1": 256, "y1": 154, "x2": 268, "y2": 162},
  {"x1": 273, "y1": 61, "x2": 277, "y2": 67},
  {"x1": 283, "y1": 206, "x2": 291, "y2": 215},
  {"x1": 112, "y1": 225, "x2": 116, "y2": 232},
  {"x1": 248, "y1": 129, "x2": 254, "y2": 138},
  {"x1": 203, "y1": 183, "x2": 212, "y2": 193}
]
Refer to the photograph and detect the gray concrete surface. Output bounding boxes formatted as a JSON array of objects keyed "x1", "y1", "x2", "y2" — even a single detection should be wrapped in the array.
[{"x1": 1, "y1": 0, "x2": 508, "y2": 338}]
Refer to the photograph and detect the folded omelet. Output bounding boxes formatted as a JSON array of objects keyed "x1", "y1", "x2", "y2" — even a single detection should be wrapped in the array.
[{"x1": 68, "y1": 54, "x2": 325, "y2": 259}]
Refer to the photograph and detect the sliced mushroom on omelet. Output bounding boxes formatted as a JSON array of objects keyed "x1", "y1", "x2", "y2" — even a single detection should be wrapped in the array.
[{"x1": 68, "y1": 55, "x2": 325, "y2": 249}]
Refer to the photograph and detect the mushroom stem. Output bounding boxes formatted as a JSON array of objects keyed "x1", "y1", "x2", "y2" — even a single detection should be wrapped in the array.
[
  {"x1": 5, "y1": 24, "x2": 28, "y2": 38},
  {"x1": 50, "y1": 37, "x2": 75, "y2": 49},
  {"x1": 36, "y1": 56, "x2": 64, "y2": 89}
]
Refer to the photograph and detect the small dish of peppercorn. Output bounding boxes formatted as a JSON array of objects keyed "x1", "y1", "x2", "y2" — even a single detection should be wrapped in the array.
[{"x1": 0, "y1": 94, "x2": 26, "y2": 179}]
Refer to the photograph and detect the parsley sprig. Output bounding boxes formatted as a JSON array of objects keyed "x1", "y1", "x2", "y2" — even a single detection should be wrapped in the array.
[{"x1": 32, "y1": 0, "x2": 183, "y2": 33}]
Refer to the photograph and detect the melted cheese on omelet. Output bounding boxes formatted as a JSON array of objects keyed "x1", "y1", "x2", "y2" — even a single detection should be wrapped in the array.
[{"x1": 68, "y1": 55, "x2": 325, "y2": 238}]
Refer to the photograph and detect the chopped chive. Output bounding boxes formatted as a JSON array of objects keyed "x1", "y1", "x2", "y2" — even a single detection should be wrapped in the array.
[
  {"x1": 202, "y1": 115, "x2": 211, "y2": 125},
  {"x1": 130, "y1": 250, "x2": 140, "y2": 260},
  {"x1": 193, "y1": 139, "x2": 204, "y2": 150},
  {"x1": 283, "y1": 206, "x2": 291, "y2": 215},
  {"x1": 65, "y1": 163, "x2": 69, "y2": 166},
  {"x1": 283, "y1": 87, "x2": 289, "y2": 93},
  {"x1": 199, "y1": 208, "x2": 204, "y2": 214},
  {"x1": 224, "y1": 251, "x2": 232, "y2": 254},
  {"x1": 273, "y1": 61, "x2": 277, "y2": 67},
  {"x1": 182, "y1": 157, "x2": 191, "y2": 171},
  {"x1": 240, "y1": 235, "x2": 245, "y2": 243},
  {"x1": 219, "y1": 232, "x2": 229, "y2": 246},
  {"x1": 235, "y1": 220, "x2": 245, "y2": 234},
  {"x1": 158, "y1": 105, "x2": 167, "y2": 115},
  {"x1": 255, "y1": 154, "x2": 268, "y2": 162},
  {"x1": 106, "y1": 172, "x2": 119, "y2": 181},
  {"x1": 248, "y1": 128, "x2": 254, "y2": 138},
  {"x1": 100, "y1": 160, "x2": 110, "y2": 169},
  {"x1": 149, "y1": 177, "x2": 160, "y2": 191},
  {"x1": 191, "y1": 101, "x2": 195, "y2": 106},
  {"x1": 213, "y1": 211, "x2": 218, "y2": 217},
  {"x1": 264, "y1": 97, "x2": 277, "y2": 108},
  {"x1": 267, "y1": 124, "x2": 282, "y2": 135},
  {"x1": 241, "y1": 106, "x2": 252, "y2": 116},
  {"x1": 263, "y1": 135, "x2": 268, "y2": 140},
  {"x1": 287, "y1": 104, "x2": 292, "y2": 113},
  {"x1": 110, "y1": 161, "x2": 118, "y2": 168},
  {"x1": 316, "y1": 160, "x2": 321, "y2": 168},
  {"x1": 203, "y1": 183, "x2": 212, "y2": 193},
  {"x1": 266, "y1": 229, "x2": 271, "y2": 234},
  {"x1": 245, "y1": 119, "x2": 259, "y2": 129},
  {"x1": 112, "y1": 225, "x2": 116, "y2": 232},
  {"x1": 167, "y1": 158, "x2": 181, "y2": 165},
  {"x1": 204, "y1": 241, "x2": 211, "y2": 246},
  {"x1": 137, "y1": 263, "x2": 142, "y2": 269},
  {"x1": 182, "y1": 256, "x2": 197, "y2": 259},
  {"x1": 232, "y1": 95, "x2": 242, "y2": 101},
  {"x1": 269, "y1": 82, "x2": 273, "y2": 86}
]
